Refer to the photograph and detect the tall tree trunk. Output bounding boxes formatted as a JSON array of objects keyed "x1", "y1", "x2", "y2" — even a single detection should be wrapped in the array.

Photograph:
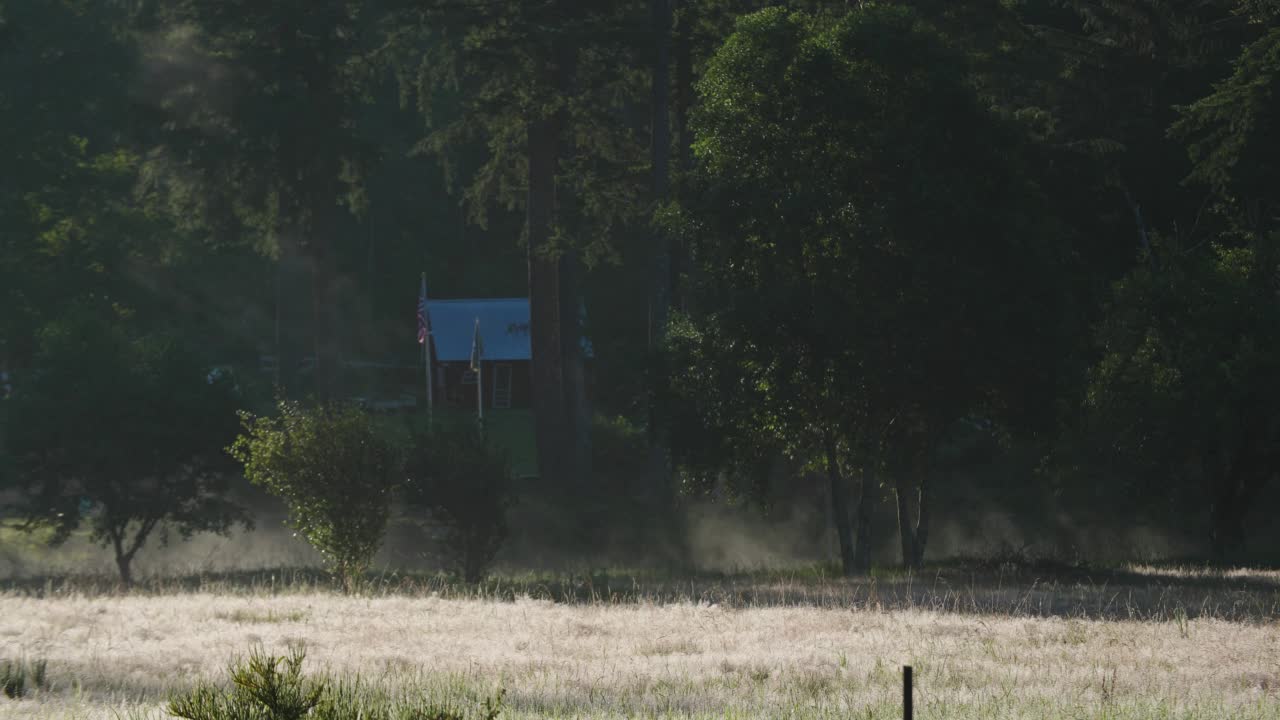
[
  {"x1": 672, "y1": 0, "x2": 693, "y2": 180},
  {"x1": 1210, "y1": 484, "x2": 1245, "y2": 561},
  {"x1": 911, "y1": 470, "x2": 931, "y2": 568},
  {"x1": 671, "y1": 0, "x2": 694, "y2": 313},
  {"x1": 560, "y1": 252, "x2": 591, "y2": 488},
  {"x1": 274, "y1": 257, "x2": 286, "y2": 393},
  {"x1": 853, "y1": 461, "x2": 875, "y2": 574},
  {"x1": 274, "y1": 249, "x2": 309, "y2": 398},
  {"x1": 648, "y1": 0, "x2": 678, "y2": 539},
  {"x1": 894, "y1": 475, "x2": 917, "y2": 570},
  {"x1": 296, "y1": 23, "x2": 345, "y2": 403},
  {"x1": 1210, "y1": 451, "x2": 1254, "y2": 560},
  {"x1": 649, "y1": 0, "x2": 672, "y2": 338},
  {"x1": 311, "y1": 222, "x2": 339, "y2": 402},
  {"x1": 527, "y1": 108, "x2": 569, "y2": 486},
  {"x1": 824, "y1": 434, "x2": 855, "y2": 576}
]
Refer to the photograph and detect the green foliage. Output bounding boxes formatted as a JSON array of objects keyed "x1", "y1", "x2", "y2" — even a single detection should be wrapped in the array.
[
  {"x1": 1071, "y1": 2, "x2": 1280, "y2": 557},
  {"x1": 168, "y1": 646, "x2": 502, "y2": 720},
  {"x1": 5, "y1": 0, "x2": 1280, "y2": 573},
  {"x1": 169, "y1": 647, "x2": 323, "y2": 720},
  {"x1": 141, "y1": 0, "x2": 376, "y2": 252},
  {"x1": 403, "y1": 426, "x2": 513, "y2": 583},
  {"x1": 2, "y1": 307, "x2": 250, "y2": 583},
  {"x1": 997, "y1": 0, "x2": 1261, "y2": 304},
  {"x1": 675, "y1": 4, "x2": 1072, "y2": 482},
  {"x1": 0, "y1": 0, "x2": 183, "y2": 366},
  {"x1": 662, "y1": 314, "x2": 778, "y2": 501},
  {"x1": 230, "y1": 401, "x2": 401, "y2": 588},
  {"x1": 1173, "y1": 27, "x2": 1280, "y2": 221},
  {"x1": 590, "y1": 414, "x2": 648, "y2": 472},
  {"x1": 0, "y1": 0, "x2": 275, "y2": 383},
  {"x1": 1082, "y1": 235, "x2": 1280, "y2": 556},
  {"x1": 389, "y1": 0, "x2": 648, "y2": 262},
  {"x1": 137, "y1": 0, "x2": 405, "y2": 398},
  {"x1": 0, "y1": 657, "x2": 48, "y2": 699}
]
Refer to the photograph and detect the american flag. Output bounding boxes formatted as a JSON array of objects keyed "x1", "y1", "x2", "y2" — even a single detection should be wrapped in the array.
[
  {"x1": 417, "y1": 275, "x2": 430, "y2": 345},
  {"x1": 469, "y1": 316, "x2": 484, "y2": 371}
]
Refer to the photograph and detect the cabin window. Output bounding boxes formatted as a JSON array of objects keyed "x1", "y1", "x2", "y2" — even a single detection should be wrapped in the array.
[{"x1": 461, "y1": 369, "x2": 478, "y2": 385}]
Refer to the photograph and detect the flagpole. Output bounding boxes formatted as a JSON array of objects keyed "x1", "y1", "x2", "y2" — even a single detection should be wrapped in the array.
[
  {"x1": 471, "y1": 316, "x2": 484, "y2": 426},
  {"x1": 422, "y1": 273, "x2": 434, "y2": 430},
  {"x1": 425, "y1": 338, "x2": 433, "y2": 429}
]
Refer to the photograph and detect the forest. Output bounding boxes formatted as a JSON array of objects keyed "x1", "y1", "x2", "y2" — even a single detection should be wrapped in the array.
[{"x1": 3, "y1": 0, "x2": 1280, "y2": 586}]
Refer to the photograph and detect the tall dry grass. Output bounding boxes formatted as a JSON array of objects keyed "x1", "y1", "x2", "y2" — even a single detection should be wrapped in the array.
[{"x1": 1, "y1": 567, "x2": 1278, "y2": 719}]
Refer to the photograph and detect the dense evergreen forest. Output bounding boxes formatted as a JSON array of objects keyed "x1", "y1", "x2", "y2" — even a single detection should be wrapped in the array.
[{"x1": 3, "y1": 0, "x2": 1280, "y2": 581}]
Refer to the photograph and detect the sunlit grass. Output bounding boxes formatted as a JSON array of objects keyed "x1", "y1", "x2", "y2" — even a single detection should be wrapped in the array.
[{"x1": 1, "y1": 569, "x2": 1277, "y2": 719}]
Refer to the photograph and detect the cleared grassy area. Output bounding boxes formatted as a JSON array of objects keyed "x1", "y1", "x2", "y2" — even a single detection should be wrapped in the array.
[{"x1": 1, "y1": 569, "x2": 1278, "y2": 719}]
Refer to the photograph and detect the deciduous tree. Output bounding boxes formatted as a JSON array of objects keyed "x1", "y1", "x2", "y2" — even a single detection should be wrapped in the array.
[
  {"x1": 3, "y1": 309, "x2": 250, "y2": 584},
  {"x1": 672, "y1": 5, "x2": 1072, "y2": 571}
]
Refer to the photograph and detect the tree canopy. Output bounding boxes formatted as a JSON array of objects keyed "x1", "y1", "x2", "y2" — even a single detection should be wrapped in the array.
[
  {"x1": 669, "y1": 5, "x2": 1076, "y2": 571},
  {"x1": 2, "y1": 308, "x2": 250, "y2": 583},
  {"x1": 4, "y1": 0, "x2": 1280, "y2": 574}
]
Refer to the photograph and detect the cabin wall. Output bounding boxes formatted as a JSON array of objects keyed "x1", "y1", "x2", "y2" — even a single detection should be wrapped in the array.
[{"x1": 435, "y1": 360, "x2": 532, "y2": 410}]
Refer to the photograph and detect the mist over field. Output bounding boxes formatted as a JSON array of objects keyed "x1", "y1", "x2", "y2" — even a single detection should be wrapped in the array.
[{"x1": 0, "y1": 488, "x2": 1220, "y2": 582}]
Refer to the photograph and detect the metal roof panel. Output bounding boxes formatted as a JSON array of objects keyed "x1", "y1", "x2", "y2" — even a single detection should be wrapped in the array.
[{"x1": 427, "y1": 298, "x2": 532, "y2": 362}]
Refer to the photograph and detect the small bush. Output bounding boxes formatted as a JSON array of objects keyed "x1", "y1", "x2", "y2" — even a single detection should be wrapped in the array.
[
  {"x1": 169, "y1": 647, "x2": 321, "y2": 720},
  {"x1": 403, "y1": 425, "x2": 513, "y2": 583},
  {"x1": 1, "y1": 657, "x2": 48, "y2": 699},
  {"x1": 167, "y1": 647, "x2": 502, "y2": 720},
  {"x1": 230, "y1": 401, "x2": 401, "y2": 591}
]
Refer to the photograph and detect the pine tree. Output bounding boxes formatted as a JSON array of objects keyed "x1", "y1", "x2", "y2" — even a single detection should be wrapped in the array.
[
  {"x1": 390, "y1": 0, "x2": 650, "y2": 487},
  {"x1": 141, "y1": 0, "x2": 380, "y2": 398}
]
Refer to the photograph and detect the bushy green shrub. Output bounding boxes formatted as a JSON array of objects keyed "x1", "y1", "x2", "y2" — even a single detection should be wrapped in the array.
[
  {"x1": 230, "y1": 401, "x2": 401, "y2": 591},
  {"x1": 403, "y1": 426, "x2": 513, "y2": 583},
  {"x1": 167, "y1": 647, "x2": 502, "y2": 720}
]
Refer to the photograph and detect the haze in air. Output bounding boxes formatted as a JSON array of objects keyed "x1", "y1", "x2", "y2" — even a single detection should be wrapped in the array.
[{"x1": 2, "y1": 1, "x2": 1279, "y2": 718}]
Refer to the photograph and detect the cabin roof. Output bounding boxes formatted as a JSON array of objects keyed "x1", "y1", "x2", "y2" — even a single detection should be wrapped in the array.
[
  {"x1": 425, "y1": 297, "x2": 592, "y2": 363},
  {"x1": 427, "y1": 298, "x2": 532, "y2": 362}
]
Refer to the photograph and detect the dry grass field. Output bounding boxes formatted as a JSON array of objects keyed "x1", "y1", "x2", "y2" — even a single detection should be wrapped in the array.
[{"x1": 1, "y1": 567, "x2": 1278, "y2": 719}]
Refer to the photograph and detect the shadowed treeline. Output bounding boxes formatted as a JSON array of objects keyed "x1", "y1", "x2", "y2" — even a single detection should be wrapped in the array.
[{"x1": 3, "y1": 562, "x2": 1278, "y2": 624}]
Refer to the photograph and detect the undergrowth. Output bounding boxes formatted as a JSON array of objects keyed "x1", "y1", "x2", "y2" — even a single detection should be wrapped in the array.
[
  {"x1": 3, "y1": 560, "x2": 1278, "y2": 624},
  {"x1": 165, "y1": 646, "x2": 503, "y2": 720},
  {"x1": 1, "y1": 656, "x2": 49, "y2": 699}
]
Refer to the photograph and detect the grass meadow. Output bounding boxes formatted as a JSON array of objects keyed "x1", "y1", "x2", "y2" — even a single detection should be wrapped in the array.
[{"x1": 1, "y1": 565, "x2": 1278, "y2": 719}]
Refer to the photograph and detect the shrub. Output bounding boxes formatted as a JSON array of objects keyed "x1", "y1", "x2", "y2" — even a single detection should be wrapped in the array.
[
  {"x1": 229, "y1": 400, "x2": 401, "y2": 591},
  {"x1": 403, "y1": 425, "x2": 513, "y2": 583},
  {"x1": 169, "y1": 647, "x2": 321, "y2": 720},
  {"x1": 167, "y1": 647, "x2": 502, "y2": 720}
]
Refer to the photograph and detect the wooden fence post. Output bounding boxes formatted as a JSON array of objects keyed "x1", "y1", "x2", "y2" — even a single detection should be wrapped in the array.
[{"x1": 904, "y1": 665, "x2": 913, "y2": 720}]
